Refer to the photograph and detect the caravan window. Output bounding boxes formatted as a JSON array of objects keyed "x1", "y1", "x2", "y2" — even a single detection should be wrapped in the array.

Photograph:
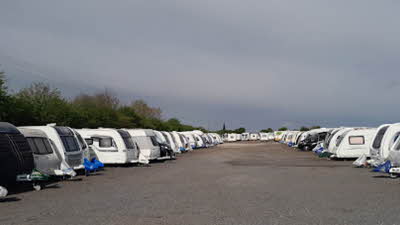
[
  {"x1": 75, "y1": 132, "x2": 87, "y2": 149},
  {"x1": 372, "y1": 126, "x2": 389, "y2": 149},
  {"x1": 117, "y1": 130, "x2": 135, "y2": 149},
  {"x1": 395, "y1": 140, "x2": 400, "y2": 151},
  {"x1": 349, "y1": 136, "x2": 365, "y2": 145},
  {"x1": 99, "y1": 138, "x2": 114, "y2": 148},
  {"x1": 162, "y1": 133, "x2": 171, "y2": 144},
  {"x1": 61, "y1": 136, "x2": 80, "y2": 152},
  {"x1": 27, "y1": 138, "x2": 53, "y2": 155},
  {"x1": 326, "y1": 129, "x2": 340, "y2": 146},
  {"x1": 318, "y1": 132, "x2": 328, "y2": 142},
  {"x1": 85, "y1": 138, "x2": 94, "y2": 145},
  {"x1": 150, "y1": 136, "x2": 159, "y2": 146}
]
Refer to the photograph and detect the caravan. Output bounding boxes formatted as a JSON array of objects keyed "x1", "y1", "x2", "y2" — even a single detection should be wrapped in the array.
[
  {"x1": 124, "y1": 129, "x2": 161, "y2": 163},
  {"x1": 235, "y1": 134, "x2": 242, "y2": 141},
  {"x1": 330, "y1": 128, "x2": 377, "y2": 159},
  {"x1": 227, "y1": 133, "x2": 237, "y2": 142},
  {"x1": 75, "y1": 129, "x2": 138, "y2": 165},
  {"x1": 162, "y1": 132, "x2": 181, "y2": 154},
  {"x1": 249, "y1": 133, "x2": 260, "y2": 141},
  {"x1": 259, "y1": 133, "x2": 268, "y2": 141},
  {"x1": 171, "y1": 131, "x2": 187, "y2": 152},
  {"x1": 369, "y1": 123, "x2": 400, "y2": 165},
  {"x1": 21, "y1": 125, "x2": 84, "y2": 171},
  {"x1": 241, "y1": 133, "x2": 250, "y2": 141},
  {"x1": 0, "y1": 123, "x2": 34, "y2": 187},
  {"x1": 18, "y1": 128, "x2": 66, "y2": 177},
  {"x1": 181, "y1": 132, "x2": 197, "y2": 148},
  {"x1": 298, "y1": 129, "x2": 329, "y2": 151},
  {"x1": 153, "y1": 131, "x2": 175, "y2": 159}
]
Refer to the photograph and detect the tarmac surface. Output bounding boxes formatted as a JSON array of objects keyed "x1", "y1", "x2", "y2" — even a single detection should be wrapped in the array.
[{"x1": 1, "y1": 142, "x2": 400, "y2": 225}]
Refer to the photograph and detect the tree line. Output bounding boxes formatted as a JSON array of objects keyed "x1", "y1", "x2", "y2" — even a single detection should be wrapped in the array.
[
  {"x1": 260, "y1": 126, "x2": 321, "y2": 133},
  {"x1": 0, "y1": 72, "x2": 207, "y2": 132}
]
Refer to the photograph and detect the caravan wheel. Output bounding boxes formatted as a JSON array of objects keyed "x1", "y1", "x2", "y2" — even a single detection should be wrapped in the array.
[{"x1": 390, "y1": 173, "x2": 397, "y2": 179}]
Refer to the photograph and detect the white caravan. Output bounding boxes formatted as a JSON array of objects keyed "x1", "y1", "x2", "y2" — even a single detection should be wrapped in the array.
[
  {"x1": 162, "y1": 132, "x2": 180, "y2": 153},
  {"x1": 209, "y1": 133, "x2": 222, "y2": 145},
  {"x1": 387, "y1": 134, "x2": 400, "y2": 175},
  {"x1": 330, "y1": 128, "x2": 377, "y2": 159},
  {"x1": 21, "y1": 125, "x2": 84, "y2": 171},
  {"x1": 180, "y1": 133, "x2": 193, "y2": 151},
  {"x1": 293, "y1": 132, "x2": 303, "y2": 145},
  {"x1": 124, "y1": 129, "x2": 161, "y2": 163},
  {"x1": 235, "y1": 134, "x2": 242, "y2": 141},
  {"x1": 193, "y1": 133, "x2": 206, "y2": 148},
  {"x1": 171, "y1": 131, "x2": 186, "y2": 152},
  {"x1": 327, "y1": 128, "x2": 354, "y2": 154},
  {"x1": 180, "y1": 132, "x2": 197, "y2": 148},
  {"x1": 75, "y1": 129, "x2": 138, "y2": 164},
  {"x1": 227, "y1": 133, "x2": 237, "y2": 142},
  {"x1": 369, "y1": 123, "x2": 400, "y2": 164},
  {"x1": 241, "y1": 133, "x2": 250, "y2": 141},
  {"x1": 216, "y1": 133, "x2": 224, "y2": 144},
  {"x1": 202, "y1": 134, "x2": 214, "y2": 147},
  {"x1": 18, "y1": 128, "x2": 67, "y2": 177},
  {"x1": 260, "y1": 133, "x2": 269, "y2": 141},
  {"x1": 250, "y1": 133, "x2": 260, "y2": 141},
  {"x1": 223, "y1": 133, "x2": 229, "y2": 142}
]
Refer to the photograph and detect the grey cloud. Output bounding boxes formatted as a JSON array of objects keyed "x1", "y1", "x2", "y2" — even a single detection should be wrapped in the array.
[{"x1": 1, "y1": 0, "x2": 400, "y2": 130}]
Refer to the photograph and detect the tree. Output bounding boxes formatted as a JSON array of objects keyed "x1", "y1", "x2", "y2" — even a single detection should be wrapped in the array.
[
  {"x1": 0, "y1": 71, "x2": 11, "y2": 121},
  {"x1": 300, "y1": 126, "x2": 310, "y2": 131},
  {"x1": 72, "y1": 90, "x2": 120, "y2": 128},
  {"x1": 310, "y1": 126, "x2": 321, "y2": 130},
  {"x1": 116, "y1": 106, "x2": 143, "y2": 128},
  {"x1": 11, "y1": 82, "x2": 73, "y2": 126},
  {"x1": 131, "y1": 100, "x2": 162, "y2": 120},
  {"x1": 278, "y1": 127, "x2": 288, "y2": 131},
  {"x1": 233, "y1": 127, "x2": 246, "y2": 134},
  {"x1": 260, "y1": 128, "x2": 274, "y2": 133}
]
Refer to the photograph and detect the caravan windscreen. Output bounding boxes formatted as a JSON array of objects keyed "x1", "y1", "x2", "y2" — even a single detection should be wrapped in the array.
[
  {"x1": 150, "y1": 136, "x2": 160, "y2": 146},
  {"x1": 326, "y1": 129, "x2": 340, "y2": 146},
  {"x1": 162, "y1": 133, "x2": 171, "y2": 145},
  {"x1": 75, "y1": 132, "x2": 87, "y2": 149},
  {"x1": 372, "y1": 126, "x2": 389, "y2": 149},
  {"x1": 27, "y1": 138, "x2": 53, "y2": 155},
  {"x1": 62, "y1": 136, "x2": 80, "y2": 152},
  {"x1": 117, "y1": 130, "x2": 135, "y2": 149},
  {"x1": 336, "y1": 130, "x2": 352, "y2": 147},
  {"x1": 55, "y1": 127, "x2": 80, "y2": 152}
]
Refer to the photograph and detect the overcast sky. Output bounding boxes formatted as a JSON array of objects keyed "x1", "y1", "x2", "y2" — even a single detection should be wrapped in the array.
[{"x1": 1, "y1": 0, "x2": 400, "y2": 131}]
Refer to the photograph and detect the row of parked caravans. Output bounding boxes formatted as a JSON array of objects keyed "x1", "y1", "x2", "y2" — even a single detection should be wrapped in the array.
[
  {"x1": 276, "y1": 124, "x2": 400, "y2": 177},
  {"x1": 223, "y1": 132, "x2": 275, "y2": 142},
  {"x1": 0, "y1": 122, "x2": 223, "y2": 197}
]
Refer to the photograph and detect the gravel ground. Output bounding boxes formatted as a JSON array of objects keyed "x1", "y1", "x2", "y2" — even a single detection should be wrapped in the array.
[{"x1": 1, "y1": 142, "x2": 400, "y2": 225}]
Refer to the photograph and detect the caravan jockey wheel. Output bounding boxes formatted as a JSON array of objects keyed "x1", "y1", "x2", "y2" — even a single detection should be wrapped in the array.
[{"x1": 33, "y1": 183, "x2": 42, "y2": 191}]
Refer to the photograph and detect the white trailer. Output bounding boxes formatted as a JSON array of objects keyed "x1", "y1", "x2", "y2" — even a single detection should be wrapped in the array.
[
  {"x1": 18, "y1": 128, "x2": 66, "y2": 177},
  {"x1": 21, "y1": 125, "x2": 84, "y2": 171},
  {"x1": 124, "y1": 129, "x2": 161, "y2": 163},
  {"x1": 75, "y1": 128, "x2": 138, "y2": 165},
  {"x1": 250, "y1": 133, "x2": 260, "y2": 141},
  {"x1": 330, "y1": 128, "x2": 377, "y2": 159},
  {"x1": 369, "y1": 123, "x2": 400, "y2": 165}
]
